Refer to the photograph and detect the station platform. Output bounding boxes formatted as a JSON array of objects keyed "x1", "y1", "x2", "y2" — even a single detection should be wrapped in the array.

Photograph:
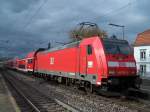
[{"x1": 0, "y1": 73, "x2": 20, "y2": 112}]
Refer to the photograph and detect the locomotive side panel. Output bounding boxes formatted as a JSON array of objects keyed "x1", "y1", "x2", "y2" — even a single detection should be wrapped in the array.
[
  {"x1": 35, "y1": 37, "x2": 102, "y2": 85},
  {"x1": 35, "y1": 47, "x2": 78, "y2": 78}
]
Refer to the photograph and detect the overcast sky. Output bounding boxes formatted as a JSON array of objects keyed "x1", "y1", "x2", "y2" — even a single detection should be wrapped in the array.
[{"x1": 0, "y1": 0, "x2": 150, "y2": 58}]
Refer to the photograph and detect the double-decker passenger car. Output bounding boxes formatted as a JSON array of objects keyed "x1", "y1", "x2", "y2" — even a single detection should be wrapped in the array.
[
  {"x1": 17, "y1": 58, "x2": 27, "y2": 72},
  {"x1": 5, "y1": 58, "x2": 18, "y2": 70}
]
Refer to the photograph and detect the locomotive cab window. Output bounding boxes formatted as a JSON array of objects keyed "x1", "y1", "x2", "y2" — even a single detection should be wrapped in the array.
[
  {"x1": 103, "y1": 39, "x2": 132, "y2": 55},
  {"x1": 87, "y1": 45, "x2": 92, "y2": 55}
]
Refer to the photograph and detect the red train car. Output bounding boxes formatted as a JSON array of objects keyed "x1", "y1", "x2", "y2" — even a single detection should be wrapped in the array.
[
  {"x1": 5, "y1": 60, "x2": 13, "y2": 69},
  {"x1": 6, "y1": 58, "x2": 18, "y2": 69},
  {"x1": 6, "y1": 53, "x2": 34, "y2": 73},
  {"x1": 26, "y1": 52, "x2": 35, "y2": 72},
  {"x1": 34, "y1": 36, "x2": 140, "y2": 91},
  {"x1": 17, "y1": 58, "x2": 27, "y2": 72}
]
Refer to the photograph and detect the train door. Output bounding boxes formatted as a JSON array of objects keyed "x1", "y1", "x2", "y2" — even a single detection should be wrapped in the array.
[
  {"x1": 79, "y1": 45, "x2": 87, "y2": 75},
  {"x1": 79, "y1": 44, "x2": 93, "y2": 75}
]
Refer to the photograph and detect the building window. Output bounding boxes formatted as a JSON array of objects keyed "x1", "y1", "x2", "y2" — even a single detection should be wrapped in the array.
[
  {"x1": 140, "y1": 65, "x2": 146, "y2": 76},
  {"x1": 140, "y1": 49, "x2": 146, "y2": 60}
]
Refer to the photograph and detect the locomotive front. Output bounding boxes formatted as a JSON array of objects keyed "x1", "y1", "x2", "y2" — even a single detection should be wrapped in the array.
[{"x1": 102, "y1": 38, "x2": 141, "y2": 89}]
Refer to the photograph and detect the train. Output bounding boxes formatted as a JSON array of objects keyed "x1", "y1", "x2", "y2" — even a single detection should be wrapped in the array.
[{"x1": 5, "y1": 36, "x2": 142, "y2": 92}]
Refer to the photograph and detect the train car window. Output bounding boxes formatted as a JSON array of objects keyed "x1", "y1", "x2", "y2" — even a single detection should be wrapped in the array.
[
  {"x1": 28, "y1": 59, "x2": 33, "y2": 64},
  {"x1": 87, "y1": 45, "x2": 92, "y2": 55},
  {"x1": 19, "y1": 65, "x2": 25, "y2": 69}
]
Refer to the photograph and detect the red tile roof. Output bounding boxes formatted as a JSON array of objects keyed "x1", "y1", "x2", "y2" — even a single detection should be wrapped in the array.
[{"x1": 134, "y1": 29, "x2": 150, "y2": 46}]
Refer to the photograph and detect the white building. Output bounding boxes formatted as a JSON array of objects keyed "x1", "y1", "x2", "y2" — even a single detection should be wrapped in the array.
[{"x1": 134, "y1": 30, "x2": 150, "y2": 77}]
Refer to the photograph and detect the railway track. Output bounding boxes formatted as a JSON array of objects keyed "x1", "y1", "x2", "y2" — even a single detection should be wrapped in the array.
[
  {"x1": 5, "y1": 69, "x2": 150, "y2": 112},
  {"x1": 55, "y1": 80, "x2": 150, "y2": 112},
  {"x1": 2, "y1": 70, "x2": 79, "y2": 112}
]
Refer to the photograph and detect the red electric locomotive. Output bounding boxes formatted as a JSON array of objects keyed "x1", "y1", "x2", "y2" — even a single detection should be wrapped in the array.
[{"x1": 33, "y1": 36, "x2": 140, "y2": 91}]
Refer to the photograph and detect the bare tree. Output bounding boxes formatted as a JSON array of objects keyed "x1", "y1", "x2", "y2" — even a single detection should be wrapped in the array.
[{"x1": 69, "y1": 22, "x2": 108, "y2": 41}]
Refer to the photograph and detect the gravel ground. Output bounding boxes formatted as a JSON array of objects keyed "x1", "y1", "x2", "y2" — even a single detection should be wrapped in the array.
[{"x1": 8, "y1": 70, "x2": 150, "y2": 112}]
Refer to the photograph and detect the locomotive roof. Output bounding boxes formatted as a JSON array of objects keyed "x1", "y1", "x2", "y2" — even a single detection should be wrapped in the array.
[
  {"x1": 43, "y1": 41, "x2": 80, "y2": 53},
  {"x1": 40, "y1": 37, "x2": 129, "y2": 54},
  {"x1": 102, "y1": 38, "x2": 128, "y2": 44}
]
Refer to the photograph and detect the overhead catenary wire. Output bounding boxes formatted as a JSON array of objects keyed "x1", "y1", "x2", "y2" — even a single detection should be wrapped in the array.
[
  {"x1": 2, "y1": 0, "x2": 137, "y2": 57},
  {"x1": 22, "y1": 0, "x2": 136, "y2": 33},
  {"x1": 93, "y1": 0, "x2": 137, "y2": 23},
  {"x1": 23, "y1": 0, "x2": 48, "y2": 30},
  {"x1": 90, "y1": 0, "x2": 137, "y2": 40}
]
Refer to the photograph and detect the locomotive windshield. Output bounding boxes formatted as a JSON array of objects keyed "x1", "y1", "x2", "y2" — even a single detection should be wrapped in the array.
[{"x1": 103, "y1": 39, "x2": 132, "y2": 55}]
